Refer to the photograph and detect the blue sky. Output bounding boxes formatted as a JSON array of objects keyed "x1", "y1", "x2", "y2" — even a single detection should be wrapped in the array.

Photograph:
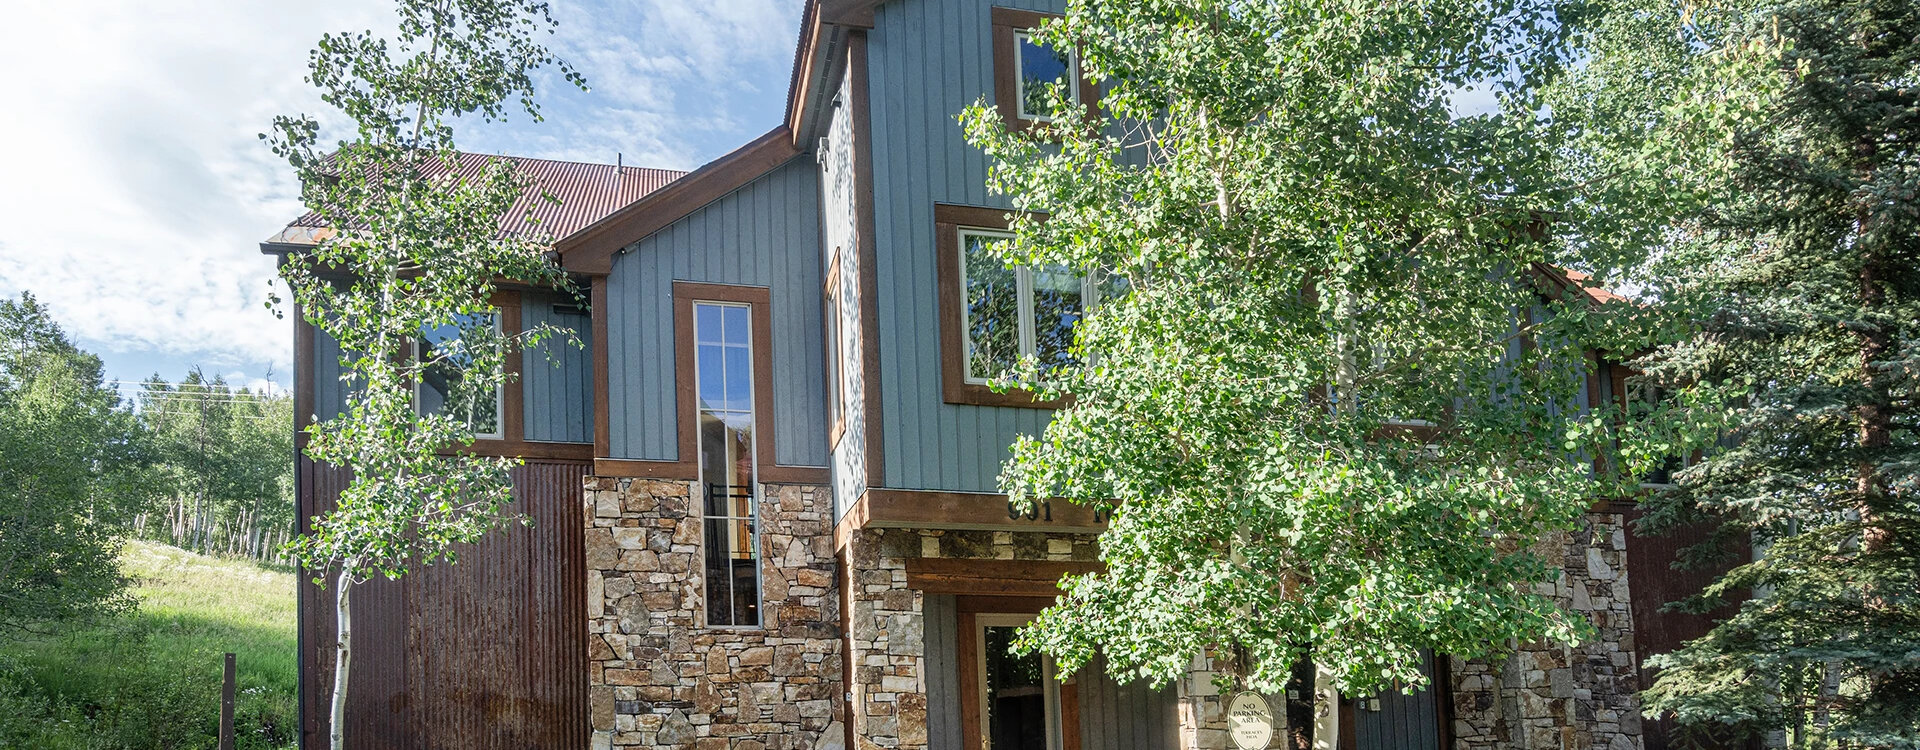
[{"x1": 0, "y1": 0, "x2": 805, "y2": 399}]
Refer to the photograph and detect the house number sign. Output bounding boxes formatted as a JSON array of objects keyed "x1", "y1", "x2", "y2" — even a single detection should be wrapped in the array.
[
  {"x1": 1005, "y1": 498, "x2": 1113, "y2": 524},
  {"x1": 1227, "y1": 691, "x2": 1275, "y2": 750}
]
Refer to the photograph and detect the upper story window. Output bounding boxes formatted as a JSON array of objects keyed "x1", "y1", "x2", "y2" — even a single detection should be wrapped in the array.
[
  {"x1": 992, "y1": 7, "x2": 1097, "y2": 130},
  {"x1": 936, "y1": 204, "x2": 1119, "y2": 408},
  {"x1": 694, "y1": 301, "x2": 761, "y2": 628},
  {"x1": 959, "y1": 229, "x2": 1086, "y2": 382},
  {"x1": 1015, "y1": 31, "x2": 1078, "y2": 120},
  {"x1": 417, "y1": 311, "x2": 504, "y2": 440}
]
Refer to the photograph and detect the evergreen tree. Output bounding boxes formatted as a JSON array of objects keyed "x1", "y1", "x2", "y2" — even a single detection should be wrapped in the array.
[{"x1": 1553, "y1": 0, "x2": 1920, "y2": 745}]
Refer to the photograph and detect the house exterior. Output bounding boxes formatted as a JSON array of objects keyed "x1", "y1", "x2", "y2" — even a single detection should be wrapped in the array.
[{"x1": 263, "y1": 2, "x2": 1731, "y2": 749}]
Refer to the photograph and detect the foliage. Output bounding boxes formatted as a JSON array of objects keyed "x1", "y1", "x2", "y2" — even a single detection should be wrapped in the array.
[
  {"x1": 1551, "y1": 0, "x2": 1920, "y2": 746},
  {"x1": 268, "y1": 0, "x2": 583, "y2": 743},
  {"x1": 137, "y1": 371, "x2": 295, "y2": 562},
  {"x1": 269, "y1": 0, "x2": 584, "y2": 586},
  {"x1": 0, "y1": 540, "x2": 299, "y2": 750},
  {"x1": 0, "y1": 293, "x2": 150, "y2": 637},
  {"x1": 959, "y1": 0, "x2": 1672, "y2": 695}
]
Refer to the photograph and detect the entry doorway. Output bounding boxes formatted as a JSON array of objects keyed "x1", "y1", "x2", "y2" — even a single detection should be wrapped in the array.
[{"x1": 958, "y1": 609, "x2": 1078, "y2": 750}]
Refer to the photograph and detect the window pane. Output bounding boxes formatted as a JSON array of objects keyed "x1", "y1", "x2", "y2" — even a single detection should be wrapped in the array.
[
  {"x1": 1017, "y1": 32, "x2": 1075, "y2": 118},
  {"x1": 724, "y1": 305, "x2": 750, "y2": 346},
  {"x1": 697, "y1": 343, "x2": 726, "y2": 410},
  {"x1": 963, "y1": 233, "x2": 1021, "y2": 381},
  {"x1": 724, "y1": 346, "x2": 752, "y2": 412},
  {"x1": 693, "y1": 301, "x2": 759, "y2": 627},
  {"x1": 984, "y1": 625, "x2": 1049, "y2": 750},
  {"x1": 417, "y1": 312, "x2": 499, "y2": 437},
  {"x1": 696, "y1": 304, "x2": 723, "y2": 344},
  {"x1": 1031, "y1": 266, "x2": 1084, "y2": 371}
]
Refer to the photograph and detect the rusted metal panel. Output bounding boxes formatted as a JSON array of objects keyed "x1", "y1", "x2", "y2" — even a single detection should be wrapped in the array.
[
  {"x1": 1624, "y1": 507, "x2": 1753, "y2": 750},
  {"x1": 276, "y1": 154, "x2": 685, "y2": 244},
  {"x1": 297, "y1": 458, "x2": 589, "y2": 750}
]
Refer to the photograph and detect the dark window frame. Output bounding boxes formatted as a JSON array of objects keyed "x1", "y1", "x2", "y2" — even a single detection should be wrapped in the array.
[
  {"x1": 935, "y1": 203, "x2": 1069, "y2": 409},
  {"x1": 991, "y1": 6, "x2": 1100, "y2": 133}
]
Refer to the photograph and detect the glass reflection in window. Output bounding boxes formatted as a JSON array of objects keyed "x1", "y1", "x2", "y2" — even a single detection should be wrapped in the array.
[
  {"x1": 416, "y1": 312, "x2": 502, "y2": 439},
  {"x1": 695, "y1": 302, "x2": 760, "y2": 627},
  {"x1": 1015, "y1": 31, "x2": 1077, "y2": 120}
]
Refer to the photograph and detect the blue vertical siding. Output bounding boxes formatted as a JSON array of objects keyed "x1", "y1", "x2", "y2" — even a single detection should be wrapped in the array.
[
  {"x1": 867, "y1": 0, "x2": 1068, "y2": 493},
  {"x1": 1076, "y1": 656, "x2": 1181, "y2": 748},
  {"x1": 520, "y1": 290, "x2": 593, "y2": 444},
  {"x1": 605, "y1": 156, "x2": 828, "y2": 468},
  {"x1": 1352, "y1": 651, "x2": 1442, "y2": 750},
  {"x1": 313, "y1": 326, "x2": 349, "y2": 422},
  {"x1": 924, "y1": 595, "x2": 964, "y2": 749}
]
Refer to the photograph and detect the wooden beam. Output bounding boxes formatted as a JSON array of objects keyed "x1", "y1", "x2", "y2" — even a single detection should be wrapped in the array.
[
  {"x1": 839, "y1": 488, "x2": 1109, "y2": 539},
  {"x1": 905, "y1": 557, "x2": 1101, "y2": 596}
]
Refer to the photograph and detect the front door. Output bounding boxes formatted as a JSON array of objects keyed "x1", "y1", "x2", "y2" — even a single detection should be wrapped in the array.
[{"x1": 960, "y1": 611, "x2": 1079, "y2": 750}]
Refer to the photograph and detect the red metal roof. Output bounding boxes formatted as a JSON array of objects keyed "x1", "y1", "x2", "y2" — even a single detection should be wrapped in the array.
[{"x1": 266, "y1": 152, "x2": 686, "y2": 246}]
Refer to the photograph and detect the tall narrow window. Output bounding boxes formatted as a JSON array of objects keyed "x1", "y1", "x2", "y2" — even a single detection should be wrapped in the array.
[
  {"x1": 416, "y1": 312, "x2": 504, "y2": 439},
  {"x1": 695, "y1": 301, "x2": 760, "y2": 627}
]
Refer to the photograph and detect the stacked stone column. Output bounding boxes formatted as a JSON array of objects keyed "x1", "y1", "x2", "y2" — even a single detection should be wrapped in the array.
[{"x1": 583, "y1": 477, "x2": 842, "y2": 750}]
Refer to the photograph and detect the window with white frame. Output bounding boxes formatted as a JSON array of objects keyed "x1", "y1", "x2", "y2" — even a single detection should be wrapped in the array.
[
  {"x1": 694, "y1": 301, "x2": 761, "y2": 627},
  {"x1": 1014, "y1": 31, "x2": 1078, "y2": 121},
  {"x1": 415, "y1": 311, "x2": 504, "y2": 440},
  {"x1": 959, "y1": 228, "x2": 1108, "y2": 383}
]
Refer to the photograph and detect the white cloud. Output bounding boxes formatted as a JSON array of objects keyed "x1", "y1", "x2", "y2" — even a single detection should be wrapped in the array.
[{"x1": 0, "y1": 0, "x2": 804, "y2": 380}]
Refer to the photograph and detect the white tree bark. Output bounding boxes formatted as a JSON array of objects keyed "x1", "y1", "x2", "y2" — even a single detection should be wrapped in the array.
[{"x1": 330, "y1": 570, "x2": 355, "y2": 750}]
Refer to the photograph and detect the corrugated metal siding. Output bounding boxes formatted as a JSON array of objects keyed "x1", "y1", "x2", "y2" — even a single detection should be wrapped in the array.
[
  {"x1": 605, "y1": 156, "x2": 828, "y2": 468},
  {"x1": 297, "y1": 459, "x2": 589, "y2": 750},
  {"x1": 924, "y1": 595, "x2": 965, "y2": 750},
  {"x1": 1353, "y1": 651, "x2": 1442, "y2": 750},
  {"x1": 866, "y1": 0, "x2": 1072, "y2": 492},
  {"x1": 1076, "y1": 656, "x2": 1180, "y2": 749},
  {"x1": 521, "y1": 290, "x2": 594, "y2": 443}
]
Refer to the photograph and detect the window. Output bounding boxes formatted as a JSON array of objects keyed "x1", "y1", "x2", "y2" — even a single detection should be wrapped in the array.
[
  {"x1": 694, "y1": 302, "x2": 761, "y2": 627},
  {"x1": 1014, "y1": 31, "x2": 1078, "y2": 120},
  {"x1": 937, "y1": 204, "x2": 1117, "y2": 408},
  {"x1": 958, "y1": 229, "x2": 1088, "y2": 383},
  {"x1": 992, "y1": 7, "x2": 1097, "y2": 130},
  {"x1": 416, "y1": 311, "x2": 504, "y2": 440},
  {"x1": 823, "y1": 251, "x2": 849, "y2": 447}
]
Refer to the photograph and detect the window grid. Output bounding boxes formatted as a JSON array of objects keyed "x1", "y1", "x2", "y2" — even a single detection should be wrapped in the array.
[{"x1": 694, "y1": 301, "x2": 761, "y2": 628}]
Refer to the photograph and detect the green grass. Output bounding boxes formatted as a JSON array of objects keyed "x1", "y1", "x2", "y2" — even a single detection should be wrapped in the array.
[{"x1": 0, "y1": 540, "x2": 299, "y2": 750}]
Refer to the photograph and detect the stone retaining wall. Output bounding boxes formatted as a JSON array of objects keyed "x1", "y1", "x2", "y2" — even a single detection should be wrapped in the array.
[{"x1": 584, "y1": 477, "x2": 842, "y2": 750}]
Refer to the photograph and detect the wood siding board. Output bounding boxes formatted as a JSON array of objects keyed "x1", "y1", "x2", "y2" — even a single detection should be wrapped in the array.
[
  {"x1": 925, "y1": 594, "x2": 964, "y2": 750},
  {"x1": 868, "y1": 0, "x2": 1071, "y2": 493},
  {"x1": 604, "y1": 157, "x2": 827, "y2": 468}
]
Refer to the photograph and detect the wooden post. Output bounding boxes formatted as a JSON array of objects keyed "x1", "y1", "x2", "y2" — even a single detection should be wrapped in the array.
[{"x1": 220, "y1": 652, "x2": 236, "y2": 750}]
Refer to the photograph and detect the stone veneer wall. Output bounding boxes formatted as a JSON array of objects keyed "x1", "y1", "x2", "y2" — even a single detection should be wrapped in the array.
[
  {"x1": 1449, "y1": 511, "x2": 1645, "y2": 750},
  {"x1": 842, "y1": 527, "x2": 1102, "y2": 750},
  {"x1": 584, "y1": 477, "x2": 842, "y2": 750}
]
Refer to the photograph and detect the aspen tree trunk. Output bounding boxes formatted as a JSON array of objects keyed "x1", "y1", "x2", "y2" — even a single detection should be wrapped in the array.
[{"x1": 331, "y1": 569, "x2": 355, "y2": 750}]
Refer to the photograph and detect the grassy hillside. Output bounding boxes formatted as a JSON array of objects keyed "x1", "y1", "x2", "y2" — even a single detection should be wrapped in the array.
[{"x1": 0, "y1": 540, "x2": 298, "y2": 750}]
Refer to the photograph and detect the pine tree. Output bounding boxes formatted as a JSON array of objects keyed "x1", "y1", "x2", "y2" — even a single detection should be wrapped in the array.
[{"x1": 1554, "y1": 0, "x2": 1920, "y2": 745}]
